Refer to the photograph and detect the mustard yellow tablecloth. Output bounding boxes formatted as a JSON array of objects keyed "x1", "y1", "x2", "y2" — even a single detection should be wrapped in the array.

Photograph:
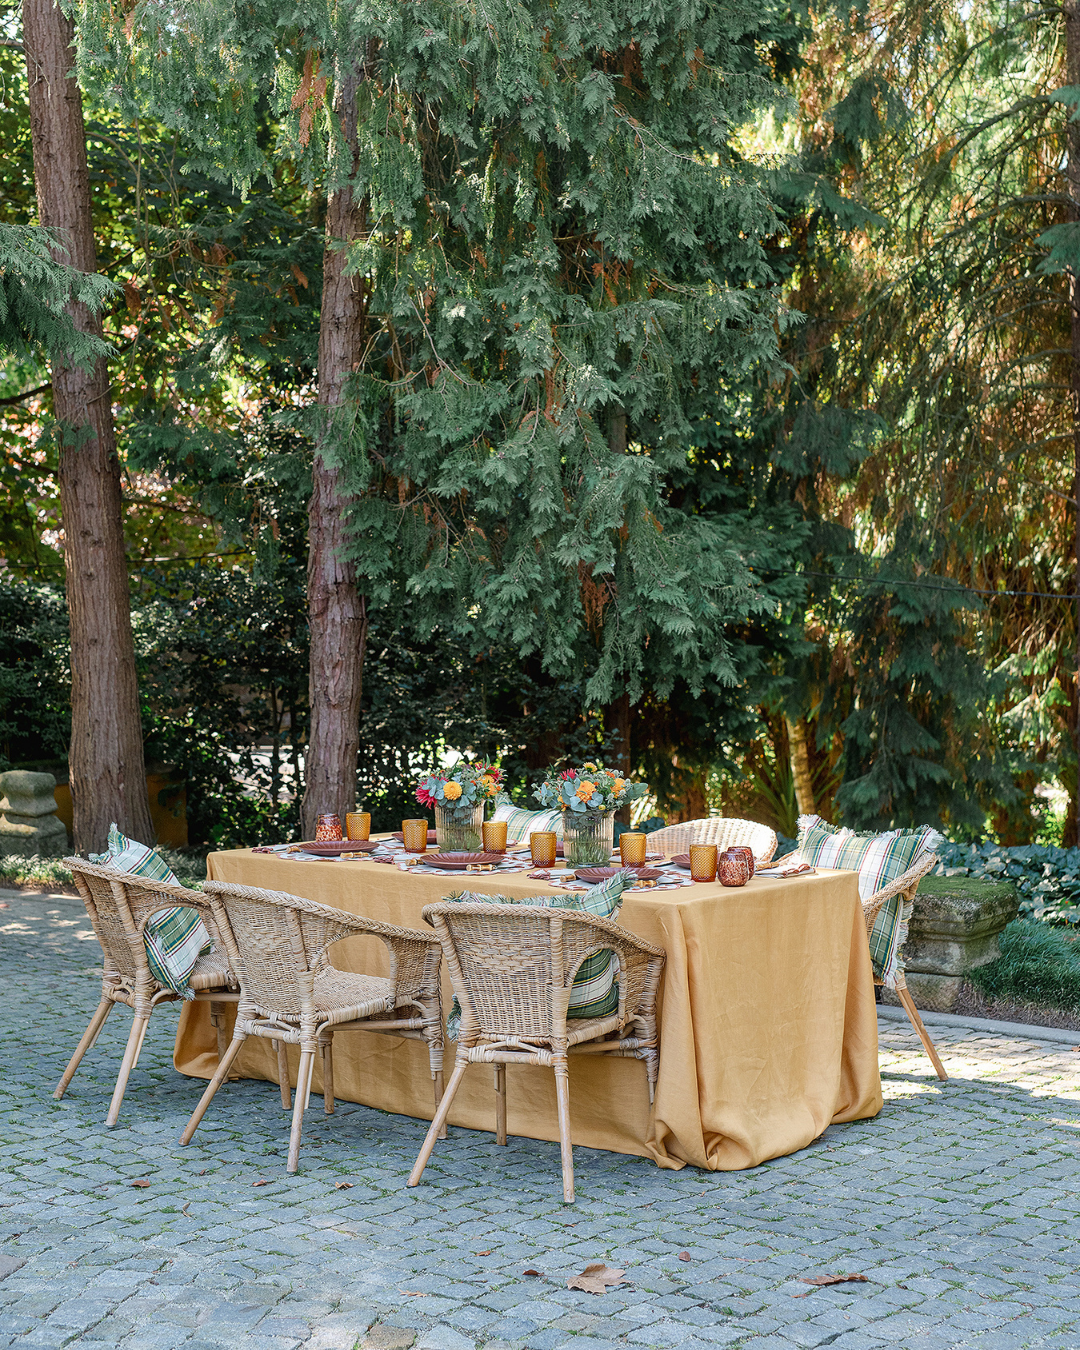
[{"x1": 174, "y1": 849, "x2": 881, "y2": 1170}]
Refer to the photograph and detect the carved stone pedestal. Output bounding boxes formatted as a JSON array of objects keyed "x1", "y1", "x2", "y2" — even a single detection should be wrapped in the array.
[
  {"x1": 0, "y1": 771, "x2": 69, "y2": 858},
  {"x1": 881, "y1": 874, "x2": 1019, "y2": 1013}
]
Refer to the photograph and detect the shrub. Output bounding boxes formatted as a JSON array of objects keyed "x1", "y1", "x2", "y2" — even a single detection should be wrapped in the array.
[{"x1": 967, "y1": 920, "x2": 1080, "y2": 1013}]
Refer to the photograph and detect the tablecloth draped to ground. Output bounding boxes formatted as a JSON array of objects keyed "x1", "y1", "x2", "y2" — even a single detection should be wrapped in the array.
[{"x1": 174, "y1": 849, "x2": 882, "y2": 1170}]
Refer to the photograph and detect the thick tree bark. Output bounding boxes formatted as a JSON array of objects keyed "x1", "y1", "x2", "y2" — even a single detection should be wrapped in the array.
[
  {"x1": 23, "y1": 0, "x2": 152, "y2": 852},
  {"x1": 1066, "y1": 2, "x2": 1080, "y2": 848},
  {"x1": 786, "y1": 715, "x2": 815, "y2": 817},
  {"x1": 300, "y1": 62, "x2": 368, "y2": 837}
]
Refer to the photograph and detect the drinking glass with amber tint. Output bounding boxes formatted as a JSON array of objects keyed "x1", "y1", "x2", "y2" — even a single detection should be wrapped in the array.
[
  {"x1": 530, "y1": 831, "x2": 557, "y2": 867},
  {"x1": 402, "y1": 819, "x2": 428, "y2": 854},
  {"x1": 689, "y1": 843, "x2": 718, "y2": 883},
  {"x1": 345, "y1": 812, "x2": 371, "y2": 841},
  {"x1": 482, "y1": 820, "x2": 508, "y2": 854},
  {"x1": 619, "y1": 832, "x2": 647, "y2": 866}
]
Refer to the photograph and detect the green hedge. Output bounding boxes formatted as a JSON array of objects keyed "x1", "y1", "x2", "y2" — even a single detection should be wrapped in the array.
[{"x1": 968, "y1": 920, "x2": 1080, "y2": 1013}]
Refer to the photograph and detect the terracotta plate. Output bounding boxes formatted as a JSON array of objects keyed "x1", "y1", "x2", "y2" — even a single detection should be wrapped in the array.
[
  {"x1": 392, "y1": 830, "x2": 438, "y2": 844},
  {"x1": 295, "y1": 840, "x2": 379, "y2": 856},
  {"x1": 422, "y1": 852, "x2": 506, "y2": 870},
  {"x1": 575, "y1": 865, "x2": 664, "y2": 883},
  {"x1": 670, "y1": 853, "x2": 692, "y2": 869}
]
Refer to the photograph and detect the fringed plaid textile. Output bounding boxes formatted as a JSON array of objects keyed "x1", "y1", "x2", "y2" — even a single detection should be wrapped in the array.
[
  {"x1": 443, "y1": 871, "x2": 635, "y2": 1037},
  {"x1": 89, "y1": 823, "x2": 210, "y2": 996},
  {"x1": 794, "y1": 815, "x2": 941, "y2": 988},
  {"x1": 490, "y1": 802, "x2": 564, "y2": 840}
]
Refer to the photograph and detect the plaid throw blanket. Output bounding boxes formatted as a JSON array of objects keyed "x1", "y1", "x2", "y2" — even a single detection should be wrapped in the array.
[
  {"x1": 795, "y1": 815, "x2": 942, "y2": 989},
  {"x1": 443, "y1": 871, "x2": 634, "y2": 1038},
  {"x1": 90, "y1": 823, "x2": 211, "y2": 997}
]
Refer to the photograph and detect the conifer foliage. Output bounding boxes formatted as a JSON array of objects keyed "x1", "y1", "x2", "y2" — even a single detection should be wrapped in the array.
[{"x1": 76, "y1": 0, "x2": 792, "y2": 815}]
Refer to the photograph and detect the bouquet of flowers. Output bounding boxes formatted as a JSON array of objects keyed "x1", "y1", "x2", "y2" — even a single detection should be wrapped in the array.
[
  {"x1": 416, "y1": 761, "x2": 503, "y2": 812},
  {"x1": 535, "y1": 762, "x2": 648, "y2": 815}
]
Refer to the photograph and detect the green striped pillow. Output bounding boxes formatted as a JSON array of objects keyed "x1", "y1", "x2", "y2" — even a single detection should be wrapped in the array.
[{"x1": 490, "y1": 802, "x2": 564, "y2": 841}]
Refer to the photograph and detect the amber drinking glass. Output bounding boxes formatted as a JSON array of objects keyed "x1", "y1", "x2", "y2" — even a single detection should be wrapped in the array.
[
  {"x1": 689, "y1": 843, "x2": 718, "y2": 883},
  {"x1": 482, "y1": 820, "x2": 509, "y2": 853},
  {"x1": 402, "y1": 819, "x2": 429, "y2": 854},
  {"x1": 530, "y1": 831, "x2": 557, "y2": 867},
  {"x1": 315, "y1": 813, "x2": 342, "y2": 842},
  {"x1": 345, "y1": 812, "x2": 371, "y2": 841},
  {"x1": 619, "y1": 832, "x2": 647, "y2": 866}
]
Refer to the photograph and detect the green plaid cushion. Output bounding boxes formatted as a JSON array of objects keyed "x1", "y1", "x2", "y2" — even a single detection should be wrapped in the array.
[
  {"x1": 490, "y1": 802, "x2": 564, "y2": 841},
  {"x1": 90, "y1": 823, "x2": 210, "y2": 997},
  {"x1": 443, "y1": 871, "x2": 634, "y2": 1035},
  {"x1": 795, "y1": 815, "x2": 941, "y2": 988}
]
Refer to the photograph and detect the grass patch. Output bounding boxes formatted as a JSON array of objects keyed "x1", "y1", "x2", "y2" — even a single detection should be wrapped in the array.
[
  {"x1": 967, "y1": 919, "x2": 1080, "y2": 1014},
  {"x1": 0, "y1": 845, "x2": 209, "y2": 892}
]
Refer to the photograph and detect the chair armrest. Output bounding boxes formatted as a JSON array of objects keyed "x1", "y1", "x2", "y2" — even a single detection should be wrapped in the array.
[{"x1": 861, "y1": 853, "x2": 938, "y2": 933}]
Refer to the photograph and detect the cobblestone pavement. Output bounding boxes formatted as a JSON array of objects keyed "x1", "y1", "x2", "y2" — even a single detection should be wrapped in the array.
[{"x1": 2, "y1": 891, "x2": 1079, "y2": 1350}]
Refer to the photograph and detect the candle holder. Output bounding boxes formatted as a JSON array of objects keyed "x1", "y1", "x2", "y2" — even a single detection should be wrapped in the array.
[
  {"x1": 728, "y1": 845, "x2": 755, "y2": 877},
  {"x1": 345, "y1": 812, "x2": 371, "y2": 841},
  {"x1": 718, "y1": 848, "x2": 751, "y2": 887},
  {"x1": 401, "y1": 819, "x2": 429, "y2": 854},
  {"x1": 619, "y1": 832, "x2": 647, "y2": 866},
  {"x1": 689, "y1": 843, "x2": 718, "y2": 883},
  {"x1": 315, "y1": 814, "x2": 342, "y2": 842},
  {"x1": 530, "y1": 831, "x2": 557, "y2": 867},
  {"x1": 482, "y1": 820, "x2": 509, "y2": 853}
]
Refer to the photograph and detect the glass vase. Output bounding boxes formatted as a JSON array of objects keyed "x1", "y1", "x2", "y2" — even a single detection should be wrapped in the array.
[
  {"x1": 562, "y1": 809, "x2": 615, "y2": 867},
  {"x1": 434, "y1": 802, "x2": 485, "y2": 852}
]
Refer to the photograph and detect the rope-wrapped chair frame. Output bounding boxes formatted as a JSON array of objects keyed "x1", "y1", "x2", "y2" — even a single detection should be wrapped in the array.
[
  {"x1": 58, "y1": 857, "x2": 239, "y2": 1127},
  {"x1": 407, "y1": 901, "x2": 666, "y2": 1204}
]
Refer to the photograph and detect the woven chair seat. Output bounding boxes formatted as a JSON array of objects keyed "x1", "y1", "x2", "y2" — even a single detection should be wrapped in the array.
[
  {"x1": 313, "y1": 969, "x2": 395, "y2": 1019},
  {"x1": 187, "y1": 948, "x2": 236, "y2": 991}
]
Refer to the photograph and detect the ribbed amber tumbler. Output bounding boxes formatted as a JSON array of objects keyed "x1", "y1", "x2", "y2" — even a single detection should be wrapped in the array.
[
  {"x1": 689, "y1": 843, "x2": 718, "y2": 883},
  {"x1": 402, "y1": 819, "x2": 429, "y2": 854}
]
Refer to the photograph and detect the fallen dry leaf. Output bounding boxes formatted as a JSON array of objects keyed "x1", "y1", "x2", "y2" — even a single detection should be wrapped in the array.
[
  {"x1": 678, "y1": 1252, "x2": 692, "y2": 1262},
  {"x1": 252, "y1": 1179, "x2": 268, "y2": 1187},
  {"x1": 523, "y1": 1269, "x2": 542, "y2": 1277},
  {"x1": 475, "y1": 1250, "x2": 491, "y2": 1256},
  {"x1": 567, "y1": 1263, "x2": 626, "y2": 1295},
  {"x1": 334, "y1": 1181, "x2": 354, "y2": 1190},
  {"x1": 130, "y1": 1179, "x2": 150, "y2": 1189},
  {"x1": 793, "y1": 1273, "x2": 868, "y2": 1298}
]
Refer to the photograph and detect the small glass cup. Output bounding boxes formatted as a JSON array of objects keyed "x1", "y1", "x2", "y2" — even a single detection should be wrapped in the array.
[
  {"x1": 718, "y1": 848, "x2": 751, "y2": 887},
  {"x1": 689, "y1": 843, "x2": 718, "y2": 883},
  {"x1": 345, "y1": 812, "x2": 371, "y2": 841},
  {"x1": 402, "y1": 819, "x2": 428, "y2": 854},
  {"x1": 619, "y1": 832, "x2": 647, "y2": 866},
  {"x1": 482, "y1": 820, "x2": 508, "y2": 854},
  {"x1": 315, "y1": 813, "x2": 342, "y2": 842},
  {"x1": 530, "y1": 831, "x2": 557, "y2": 867}
]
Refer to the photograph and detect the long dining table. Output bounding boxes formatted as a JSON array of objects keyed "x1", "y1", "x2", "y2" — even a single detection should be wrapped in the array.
[{"x1": 173, "y1": 845, "x2": 882, "y2": 1171}]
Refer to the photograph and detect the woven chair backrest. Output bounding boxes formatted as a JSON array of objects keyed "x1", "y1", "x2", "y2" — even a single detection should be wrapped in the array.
[
  {"x1": 65, "y1": 858, "x2": 217, "y2": 984},
  {"x1": 425, "y1": 903, "x2": 624, "y2": 1041},
  {"x1": 646, "y1": 816, "x2": 777, "y2": 860},
  {"x1": 203, "y1": 886, "x2": 358, "y2": 1018}
]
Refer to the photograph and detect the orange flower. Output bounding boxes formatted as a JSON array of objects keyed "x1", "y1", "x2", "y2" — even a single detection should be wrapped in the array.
[
  {"x1": 576, "y1": 781, "x2": 596, "y2": 802},
  {"x1": 443, "y1": 781, "x2": 463, "y2": 801},
  {"x1": 612, "y1": 778, "x2": 626, "y2": 794}
]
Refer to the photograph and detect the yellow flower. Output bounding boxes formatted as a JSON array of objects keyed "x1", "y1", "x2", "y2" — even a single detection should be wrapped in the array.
[
  {"x1": 481, "y1": 774, "x2": 495, "y2": 790},
  {"x1": 612, "y1": 778, "x2": 625, "y2": 794},
  {"x1": 443, "y1": 781, "x2": 463, "y2": 801},
  {"x1": 576, "y1": 781, "x2": 596, "y2": 801},
  {"x1": 583, "y1": 762, "x2": 597, "y2": 771}
]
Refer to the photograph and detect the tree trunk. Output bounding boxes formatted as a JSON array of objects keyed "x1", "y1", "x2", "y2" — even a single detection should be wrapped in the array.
[
  {"x1": 300, "y1": 62, "x2": 369, "y2": 838},
  {"x1": 23, "y1": 0, "x2": 152, "y2": 853},
  {"x1": 786, "y1": 715, "x2": 815, "y2": 817},
  {"x1": 1066, "y1": 1, "x2": 1080, "y2": 848}
]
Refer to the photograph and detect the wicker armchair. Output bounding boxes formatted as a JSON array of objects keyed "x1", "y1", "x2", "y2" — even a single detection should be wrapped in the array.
[
  {"x1": 646, "y1": 816, "x2": 778, "y2": 861},
  {"x1": 58, "y1": 858, "x2": 239, "y2": 1127},
  {"x1": 407, "y1": 901, "x2": 666, "y2": 1204},
  {"x1": 864, "y1": 853, "x2": 947, "y2": 1081},
  {"x1": 183, "y1": 881, "x2": 444, "y2": 1172}
]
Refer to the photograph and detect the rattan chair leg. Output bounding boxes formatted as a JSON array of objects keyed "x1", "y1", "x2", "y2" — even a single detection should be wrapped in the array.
[
  {"x1": 179, "y1": 1035, "x2": 247, "y2": 1144},
  {"x1": 105, "y1": 1015, "x2": 151, "y2": 1128},
  {"x1": 896, "y1": 986, "x2": 948, "y2": 1082},
  {"x1": 433, "y1": 1070, "x2": 446, "y2": 1140},
  {"x1": 322, "y1": 1041, "x2": 335, "y2": 1115},
  {"x1": 408, "y1": 1060, "x2": 469, "y2": 1187},
  {"x1": 553, "y1": 1061, "x2": 574, "y2": 1204},
  {"x1": 209, "y1": 1002, "x2": 227, "y2": 1063},
  {"x1": 273, "y1": 1039, "x2": 291, "y2": 1109},
  {"x1": 494, "y1": 1064, "x2": 507, "y2": 1146},
  {"x1": 287, "y1": 1050, "x2": 316, "y2": 1173},
  {"x1": 55, "y1": 998, "x2": 113, "y2": 1100}
]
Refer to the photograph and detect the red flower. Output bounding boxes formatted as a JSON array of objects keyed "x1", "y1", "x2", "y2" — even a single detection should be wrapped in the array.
[
  {"x1": 559, "y1": 769, "x2": 576, "y2": 780},
  {"x1": 415, "y1": 787, "x2": 435, "y2": 807}
]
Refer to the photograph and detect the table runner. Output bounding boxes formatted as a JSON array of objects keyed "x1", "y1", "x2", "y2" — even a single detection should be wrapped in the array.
[{"x1": 174, "y1": 847, "x2": 881, "y2": 1170}]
